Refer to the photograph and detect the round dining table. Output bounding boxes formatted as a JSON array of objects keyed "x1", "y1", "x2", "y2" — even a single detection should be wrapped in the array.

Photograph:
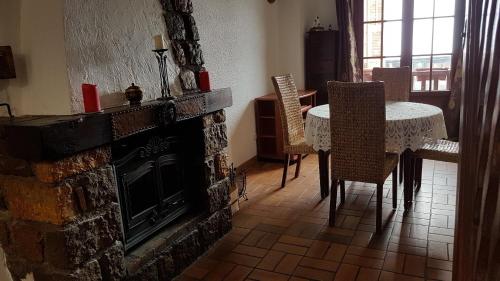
[{"x1": 304, "y1": 102, "x2": 448, "y2": 208}]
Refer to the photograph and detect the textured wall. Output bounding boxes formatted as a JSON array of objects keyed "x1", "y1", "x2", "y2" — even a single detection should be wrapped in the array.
[
  {"x1": 0, "y1": 0, "x2": 71, "y2": 116},
  {"x1": 0, "y1": 0, "x2": 20, "y2": 116},
  {"x1": 276, "y1": 0, "x2": 337, "y2": 89},
  {"x1": 192, "y1": 0, "x2": 280, "y2": 166},
  {"x1": 2, "y1": 0, "x2": 336, "y2": 164},
  {"x1": 192, "y1": 0, "x2": 337, "y2": 166},
  {"x1": 64, "y1": 0, "x2": 182, "y2": 112}
]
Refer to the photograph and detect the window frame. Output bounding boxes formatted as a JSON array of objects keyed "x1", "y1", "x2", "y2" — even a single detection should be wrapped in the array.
[
  {"x1": 361, "y1": 0, "x2": 404, "y2": 81},
  {"x1": 353, "y1": 0, "x2": 463, "y2": 95}
]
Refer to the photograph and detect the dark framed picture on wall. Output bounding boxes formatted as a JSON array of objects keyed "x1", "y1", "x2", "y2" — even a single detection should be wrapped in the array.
[{"x1": 0, "y1": 46, "x2": 16, "y2": 79}]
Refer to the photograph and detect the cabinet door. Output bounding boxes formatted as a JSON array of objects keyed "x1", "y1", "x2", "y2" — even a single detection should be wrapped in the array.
[
  {"x1": 306, "y1": 31, "x2": 339, "y2": 105},
  {"x1": 308, "y1": 74, "x2": 336, "y2": 105}
]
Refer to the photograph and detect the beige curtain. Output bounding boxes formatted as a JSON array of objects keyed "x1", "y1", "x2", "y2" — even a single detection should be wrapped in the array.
[{"x1": 336, "y1": 0, "x2": 363, "y2": 82}]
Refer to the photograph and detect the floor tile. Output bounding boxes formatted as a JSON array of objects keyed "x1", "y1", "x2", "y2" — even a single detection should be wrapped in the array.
[
  {"x1": 334, "y1": 263, "x2": 359, "y2": 281},
  {"x1": 224, "y1": 265, "x2": 253, "y2": 281},
  {"x1": 355, "y1": 267, "x2": 380, "y2": 281},
  {"x1": 382, "y1": 251, "x2": 405, "y2": 273},
  {"x1": 272, "y1": 242, "x2": 308, "y2": 255},
  {"x1": 403, "y1": 254, "x2": 426, "y2": 277},
  {"x1": 306, "y1": 240, "x2": 330, "y2": 258},
  {"x1": 256, "y1": 250, "x2": 285, "y2": 271},
  {"x1": 325, "y1": 243, "x2": 348, "y2": 262},
  {"x1": 379, "y1": 271, "x2": 424, "y2": 281},
  {"x1": 300, "y1": 256, "x2": 339, "y2": 272},
  {"x1": 180, "y1": 157, "x2": 457, "y2": 281},
  {"x1": 248, "y1": 269, "x2": 289, "y2": 281},
  {"x1": 204, "y1": 262, "x2": 236, "y2": 281},
  {"x1": 274, "y1": 254, "x2": 302, "y2": 275},
  {"x1": 294, "y1": 266, "x2": 336, "y2": 281},
  {"x1": 426, "y1": 268, "x2": 453, "y2": 281}
]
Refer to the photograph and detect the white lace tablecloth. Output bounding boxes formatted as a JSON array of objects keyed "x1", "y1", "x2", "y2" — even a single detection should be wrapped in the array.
[{"x1": 304, "y1": 102, "x2": 448, "y2": 153}]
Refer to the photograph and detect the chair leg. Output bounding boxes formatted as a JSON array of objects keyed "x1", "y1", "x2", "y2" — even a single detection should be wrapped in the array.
[
  {"x1": 340, "y1": 180, "x2": 346, "y2": 204},
  {"x1": 399, "y1": 154, "x2": 404, "y2": 184},
  {"x1": 294, "y1": 154, "x2": 302, "y2": 178},
  {"x1": 403, "y1": 151, "x2": 411, "y2": 210},
  {"x1": 415, "y1": 158, "x2": 423, "y2": 192},
  {"x1": 376, "y1": 183, "x2": 383, "y2": 233},
  {"x1": 318, "y1": 150, "x2": 330, "y2": 198},
  {"x1": 281, "y1": 154, "x2": 290, "y2": 188},
  {"x1": 392, "y1": 167, "x2": 398, "y2": 209},
  {"x1": 403, "y1": 153, "x2": 415, "y2": 209},
  {"x1": 329, "y1": 178, "x2": 338, "y2": 226},
  {"x1": 408, "y1": 156, "x2": 415, "y2": 203}
]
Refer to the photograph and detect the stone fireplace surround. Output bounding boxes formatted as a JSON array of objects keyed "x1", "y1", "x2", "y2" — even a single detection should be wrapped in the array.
[{"x1": 0, "y1": 89, "x2": 232, "y2": 280}]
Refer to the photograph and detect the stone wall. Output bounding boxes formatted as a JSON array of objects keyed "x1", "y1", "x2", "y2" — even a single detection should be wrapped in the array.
[
  {"x1": 0, "y1": 110, "x2": 232, "y2": 280},
  {"x1": 0, "y1": 144, "x2": 125, "y2": 281}
]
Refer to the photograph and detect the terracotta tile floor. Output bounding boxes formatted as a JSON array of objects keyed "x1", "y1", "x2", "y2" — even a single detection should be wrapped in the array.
[{"x1": 178, "y1": 155, "x2": 457, "y2": 281}]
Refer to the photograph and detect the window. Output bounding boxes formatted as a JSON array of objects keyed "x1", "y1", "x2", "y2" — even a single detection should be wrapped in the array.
[
  {"x1": 361, "y1": 0, "x2": 457, "y2": 92},
  {"x1": 362, "y1": 0, "x2": 403, "y2": 81}
]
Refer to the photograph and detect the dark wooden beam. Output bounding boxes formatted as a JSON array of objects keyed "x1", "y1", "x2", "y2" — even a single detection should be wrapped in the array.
[{"x1": 3, "y1": 88, "x2": 232, "y2": 161}]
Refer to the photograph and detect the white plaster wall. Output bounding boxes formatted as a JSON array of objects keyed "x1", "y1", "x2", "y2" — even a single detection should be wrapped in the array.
[
  {"x1": 193, "y1": 0, "x2": 336, "y2": 165},
  {"x1": 192, "y1": 0, "x2": 280, "y2": 167},
  {"x1": 0, "y1": 0, "x2": 71, "y2": 116},
  {"x1": 2, "y1": 0, "x2": 336, "y2": 165},
  {"x1": 276, "y1": 0, "x2": 337, "y2": 89},
  {"x1": 64, "y1": 0, "x2": 182, "y2": 112},
  {"x1": 0, "y1": 0, "x2": 337, "y2": 278},
  {"x1": 0, "y1": 0, "x2": 21, "y2": 116}
]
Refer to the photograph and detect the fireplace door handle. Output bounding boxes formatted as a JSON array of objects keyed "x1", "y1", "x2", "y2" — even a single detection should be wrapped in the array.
[
  {"x1": 149, "y1": 210, "x2": 159, "y2": 225},
  {"x1": 169, "y1": 199, "x2": 185, "y2": 209}
]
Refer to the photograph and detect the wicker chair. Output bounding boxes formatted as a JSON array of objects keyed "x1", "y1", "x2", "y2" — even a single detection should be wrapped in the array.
[
  {"x1": 272, "y1": 74, "x2": 316, "y2": 188},
  {"x1": 413, "y1": 139, "x2": 459, "y2": 191},
  {"x1": 372, "y1": 67, "x2": 411, "y2": 184},
  {"x1": 328, "y1": 81, "x2": 398, "y2": 233},
  {"x1": 372, "y1": 67, "x2": 411, "y2": 102}
]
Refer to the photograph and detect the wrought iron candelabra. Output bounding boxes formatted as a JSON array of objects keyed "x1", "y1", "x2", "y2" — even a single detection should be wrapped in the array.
[{"x1": 153, "y1": 49, "x2": 172, "y2": 100}]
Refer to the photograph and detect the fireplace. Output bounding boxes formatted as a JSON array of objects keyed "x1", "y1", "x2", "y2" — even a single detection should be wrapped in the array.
[
  {"x1": 112, "y1": 131, "x2": 190, "y2": 251},
  {"x1": 0, "y1": 89, "x2": 233, "y2": 281}
]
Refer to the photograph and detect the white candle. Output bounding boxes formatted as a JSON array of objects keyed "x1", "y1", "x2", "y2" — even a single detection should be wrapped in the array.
[{"x1": 153, "y1": 35, "x2": 165, "y2": 50}]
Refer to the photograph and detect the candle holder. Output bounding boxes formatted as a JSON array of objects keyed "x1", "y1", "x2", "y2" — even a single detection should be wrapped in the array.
[{"x1": 153, "y1": 49, "x2": 173, "y2": 100}]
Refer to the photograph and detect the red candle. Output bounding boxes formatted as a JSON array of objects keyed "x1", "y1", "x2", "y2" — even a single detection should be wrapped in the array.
[
  {"x1": 198, "y1": 70, "x2": 211, "y2": 92},
  {"x1": 81, "y1": 84, "x2": 101, "y2": 113}
]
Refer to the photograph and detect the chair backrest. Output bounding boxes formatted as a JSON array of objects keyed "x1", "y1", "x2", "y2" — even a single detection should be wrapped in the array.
[
  {"x1": 372, "y1": 67, "x2": 410, "y2": 101},
  {"x1": 271, "y1": 74, "x2": 305, "y2": 147},
  {"x1": 327, "y1": 81, "x2": 386, "y2": 184}
]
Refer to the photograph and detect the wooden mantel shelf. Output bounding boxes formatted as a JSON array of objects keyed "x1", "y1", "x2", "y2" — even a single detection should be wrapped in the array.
[{"x1": 2, "y1": 88, "x2": 232, "y2": 161}]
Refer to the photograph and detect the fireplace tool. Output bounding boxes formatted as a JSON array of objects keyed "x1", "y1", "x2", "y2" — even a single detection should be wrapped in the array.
[
  {"x1": 230, "y1": 163, "x2": 248, "y2": 201},
  {"x1": 0, "y1": 103, "x2": 13, "y2": 118}
]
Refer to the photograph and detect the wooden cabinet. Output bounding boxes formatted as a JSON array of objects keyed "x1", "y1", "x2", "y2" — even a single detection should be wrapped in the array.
[
  {"x1": 254, "y1": 90, "x2": 316, "y2": 161},
  {"x1": 306, "y1": 30, "x2": 339, "y2": 105}
]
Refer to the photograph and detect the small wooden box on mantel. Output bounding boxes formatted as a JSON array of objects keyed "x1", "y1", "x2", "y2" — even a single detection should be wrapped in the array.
[{"x1": 255, "y1": 90, "x2": 316, "y2": 161}]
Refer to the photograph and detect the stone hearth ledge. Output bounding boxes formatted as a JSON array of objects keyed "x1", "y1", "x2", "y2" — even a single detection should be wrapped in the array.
[{"x1": 0, "y1": 90, "x2": 233, "y2": 280}]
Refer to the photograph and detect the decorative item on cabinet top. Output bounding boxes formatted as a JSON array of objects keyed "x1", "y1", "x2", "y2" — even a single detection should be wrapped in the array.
[{"x1": 0, "y1": 46, "x2": 16, "y2": 79}]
